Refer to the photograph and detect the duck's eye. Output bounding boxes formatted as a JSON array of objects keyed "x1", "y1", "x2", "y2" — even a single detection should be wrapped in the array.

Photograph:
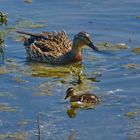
[{"x1": 81, "y1": 36, "x2": 91, "y2": 44}]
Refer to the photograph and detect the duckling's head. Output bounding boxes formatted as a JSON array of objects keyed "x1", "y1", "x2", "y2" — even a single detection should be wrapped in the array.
[
  {"x1": 73, "y1": 32, "x2": 99, "y2": 51},
  {"x1": 64, "y1": 87, "x2": 76, "y2": 100}
]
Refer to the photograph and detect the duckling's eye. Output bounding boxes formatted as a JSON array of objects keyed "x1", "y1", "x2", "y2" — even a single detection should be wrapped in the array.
[
  {"x1": 68, "y1": 88, "x2": 74, "y2": 92},
  {"x1": 66, "y1": 87, "x2": 75, "y2": 94}
]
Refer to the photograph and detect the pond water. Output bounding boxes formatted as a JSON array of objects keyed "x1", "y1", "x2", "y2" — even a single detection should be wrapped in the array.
[{"x1": 0, "y1": 0, "x2": 140, "y2": 139}]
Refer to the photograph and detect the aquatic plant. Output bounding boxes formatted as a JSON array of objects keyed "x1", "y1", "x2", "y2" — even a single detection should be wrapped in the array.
[
  {"x1": 132, "y1": 47, "x2": 140, "y2": 54},
  {"x1": 15, "y1": 18, "x2": 46, "y2": 29},
  {"x1": 37, "y1": 114, "x2": 41, "y2": 140},
  {"x1": 70, "y1": 66, "x2": 85, "y2": 84},
  {"x1": 24, "y1": 0, "x2": 32, "y2": 3},
  {"x1": 70, "y1": 65, "x2": 100, "y2": 84},
  {"x1": 0, "y1": 12, "x2": 7, "y2": 25},
  {"x1": 0, "y1": 38, "x2": 4, "y2": 54},
  {"x1": 0, "y1": 12, "x2": 7, "y2": 61},
  {"x1": 0, "y1": 66, "x2": 9, "y2": 74},
  {"x1": 135, "y1": 16, "x2": 140, "y2": 19},
  {"x1": 0, "y1": 30, "x2": 6, "y2": 61},
  {"x1": 125, "y1": 111, "x2": 137, "y2": 118},
  {"x1": 0, "y1": 133, "x2": 25, "y2": 140},
  {"x1": 96, "y1": 42, "x2": 128, "y2": 51},
  {"x1": 0, "y1": 103, "x2": 17, "y2": 112},
  {"x1": 123, "y1": 63, "x2": 137, "y2": 69}
]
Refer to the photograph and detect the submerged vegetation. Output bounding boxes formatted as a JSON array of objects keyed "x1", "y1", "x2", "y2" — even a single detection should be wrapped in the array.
[
  {"x1": 0, "y1": 12, "x2": 7, "y2": 26},
  {"x1": 0, "y1": 103, "x2": 17, "y2": 112},
  {"x1": 70, "y1": 66, "x2": 84, "y2": 84},
  {"x1": 0, "y1": 30, "x2": 6, "y2": 55},
  {"x1": 0, "y1": 133, "x2": 25, "y2": 140},
  {"x1": 15, "y1": 18, "x2": 46, "y2": 29},
  {"x1": 0, "y1": 12, "x2": 7, "y2": 61},
  {"x1": 132, "y1": 47, "x2": 140, "y2": 54},
  {"x1": 24, "y1": 0, "x2": 32, "y2": 3},
  {"x1": 0, "y1": 12, "x2": 48, "y2": 61},
  {"x1": 96, "y1": 42, "x2": 128, "y2": 51},
  {"x1": 0, "y1": 66, "x2": 9, "y2": 74}
]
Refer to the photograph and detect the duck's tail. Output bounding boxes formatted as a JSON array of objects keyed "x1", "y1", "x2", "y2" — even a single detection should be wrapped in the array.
[
  {"x1": 17, "y1": 31, "x2": 47, "y2": 39},
  {"x1": 17, "y1": 31, "x2": 42, "y2": 37}
]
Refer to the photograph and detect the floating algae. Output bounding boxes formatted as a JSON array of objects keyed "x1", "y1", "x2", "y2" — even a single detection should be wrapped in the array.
[
  {"x1": 5, "y1": 18, "x2": 47, "y2": 41},
  {"x1": 125, "y1": 111, "x2": 137, "y2": 118},
  {"x1": 0, "y1": 103, "x2": 17, "y2": 112},
  {"x1": 0, "y1": 66, "x2": 9, "y2": 74},
  {"x1": 132, "y1": 47, "x2": 140, "y2": 54},
  {"x1": 30, "y1": 64, "x2": 70, "y2": 78},
  {"x1": 24, "y1": 0, "x2": 32, "y2": 3},
  {"x1": 0, "y1": 132, "x2": 25, "y2": 140},
  {"x1": 0, "y1": 92, "x2": 13, "y2": 97},
  {"x1": 135, "y1": 16, "x2": 140, "y2": 19},
  {"x1": 15, "y1": 18, "x2": 46, "y2": 29},
  {"x1": 96, "y1": 42, "x2": 128, "y2": 51},
  {"x1": 123, "y1": 63, "x2": 137, "y2": 69},
  {"x1": 13, "y1": 76, "x2": 28, "y2": 83}
]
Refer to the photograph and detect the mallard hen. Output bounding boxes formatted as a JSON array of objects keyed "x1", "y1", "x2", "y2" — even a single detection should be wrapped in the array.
[{"x1": 17, "y1": 31, "x2": 99, "y2": 65}]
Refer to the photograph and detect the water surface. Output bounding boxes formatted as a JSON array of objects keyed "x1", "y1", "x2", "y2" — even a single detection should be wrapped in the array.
[{"x1": 0, "y1": 0, "x2": 140, "y2": 140}]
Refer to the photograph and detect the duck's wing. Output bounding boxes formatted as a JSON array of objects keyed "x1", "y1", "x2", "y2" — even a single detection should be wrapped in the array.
[
  {"x1": 17, "y1": 30, "x2": 72, "y2": 56},
  {"x1": 43, "y1": 31, "x2": 72, "y2": 55}
]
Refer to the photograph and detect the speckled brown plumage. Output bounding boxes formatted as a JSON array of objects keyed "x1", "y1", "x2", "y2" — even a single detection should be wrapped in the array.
[
  {"x1": 17, "y1": 30, "x2": 99, "y2": 65},
  {"x1": 64, "y1": 87, "x2": 100, "y2": 104}
]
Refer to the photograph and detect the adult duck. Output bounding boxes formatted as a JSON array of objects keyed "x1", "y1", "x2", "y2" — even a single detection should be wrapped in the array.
[{"x1": 17, "y1": 31, "x2": 99, "y2": 65}]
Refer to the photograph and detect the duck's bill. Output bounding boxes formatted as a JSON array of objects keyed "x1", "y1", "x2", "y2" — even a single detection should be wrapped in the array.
[
  {"x1": 88, "y1": 42, "x2": 100, "y2": 52},
  {"x1": 64, "y1": 95, "x2": 68, "y2": 100}
]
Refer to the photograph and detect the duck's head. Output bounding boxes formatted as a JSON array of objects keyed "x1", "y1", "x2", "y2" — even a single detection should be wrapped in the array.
[
  {"x1": 72, "y1": 32, "x2": 99, "y2": 52},
  {"x1": 64, "y1": 87, "x2": 76, "y2": 100}
]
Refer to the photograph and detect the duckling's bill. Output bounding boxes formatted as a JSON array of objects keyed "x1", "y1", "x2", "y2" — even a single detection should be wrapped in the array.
[{"x1": 64, "y1": 94, "x2": 69, "y2": 100}]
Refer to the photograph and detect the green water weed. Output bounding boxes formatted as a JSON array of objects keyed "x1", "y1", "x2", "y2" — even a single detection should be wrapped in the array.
[{"x1": 0, "y1": 12, "x2": 7, "y2": 26}]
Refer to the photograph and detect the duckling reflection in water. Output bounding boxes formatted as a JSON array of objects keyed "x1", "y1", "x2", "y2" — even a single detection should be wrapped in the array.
[
  {"x1": 65, "y1": 87, "x2": 100, "y2": 118},
  {"x1": 67, "y1": 106, "x2": 77, "y2": 118}
]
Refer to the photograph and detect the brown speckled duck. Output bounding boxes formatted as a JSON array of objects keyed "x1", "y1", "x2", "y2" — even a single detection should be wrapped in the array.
[
  {"x1": 64, "y1": 87, "x2": 100, "y2": 104},
  {"x1": 17, "y1": 31, "x2": 99, "y2": 65}
]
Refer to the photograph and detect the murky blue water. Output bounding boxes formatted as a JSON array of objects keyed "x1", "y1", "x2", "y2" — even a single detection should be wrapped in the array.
[{"x1": 0, "y1": 0, "x2": 140, "y2": 140}]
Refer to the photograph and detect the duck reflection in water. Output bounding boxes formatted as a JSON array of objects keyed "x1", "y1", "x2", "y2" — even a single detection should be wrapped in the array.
[{"x1": 64, "y1": 87, "x2": 100, "y2": 118}]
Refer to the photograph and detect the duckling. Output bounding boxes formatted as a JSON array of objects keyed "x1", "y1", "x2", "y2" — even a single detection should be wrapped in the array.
[
  {"x1": 64, "y1": 87, "x2": 99, "y2": 104},
  {"x1": 17, "y1": 31, "x2": 99, "y2": 65}
]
